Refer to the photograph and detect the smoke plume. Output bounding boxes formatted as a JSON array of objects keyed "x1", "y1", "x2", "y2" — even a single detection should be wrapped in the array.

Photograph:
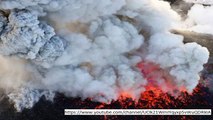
[{"x1": 0, "y1": 0, "x2": 210, "y2": 111}]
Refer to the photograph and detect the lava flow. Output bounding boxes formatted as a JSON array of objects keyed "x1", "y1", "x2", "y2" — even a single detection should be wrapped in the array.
[
  {"x1": 45, "y1": 62, "x2": 213, "y2": 113},
  {"x1": 92, "y1": 84, "x2": 212, "y2": 110},
  {"x1": 21, "y1": 63, "x2": 212, "y2": 120},
  {"x1": 90, "y1": 61, "x2": 213, "y2": 109},
  {"x1": 18, "y1": 82, "x2": 212, "y2": 120},
  {"x1": 17, "y1": 61, "x2": 212, "y2": 120}
]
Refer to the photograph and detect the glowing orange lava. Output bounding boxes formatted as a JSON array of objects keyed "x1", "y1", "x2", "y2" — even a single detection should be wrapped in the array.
[
  {"x1": 120, "y1": 92, "x2": 133, "y2": 99},
  {"x1": 92, "y1": 61, "x2": 212, "y2": 110}
]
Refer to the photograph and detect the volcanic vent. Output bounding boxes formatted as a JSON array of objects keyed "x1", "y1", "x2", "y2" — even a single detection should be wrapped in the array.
[{"x1": 0, "y1": 1, "x2": 212, "y2": 119}]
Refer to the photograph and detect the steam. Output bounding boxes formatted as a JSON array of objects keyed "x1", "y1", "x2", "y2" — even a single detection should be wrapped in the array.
[
  {"x1": 0, "y1": 56, "x2": 30, "y2": 90},
  {"x1": 0, "y1": 0, "x2": 210, "y2": 111},
  {"x1": 146, "y1": 33, "x2": 209, "y2": 93},
  {"x1": 184, "y1": 0, "x2": 213, "y2": 5},
  {"x1": 184, "y1": 4, "x2": 213, "y2": 35}
]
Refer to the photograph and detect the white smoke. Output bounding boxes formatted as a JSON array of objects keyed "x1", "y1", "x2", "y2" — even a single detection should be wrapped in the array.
[
  {"x1": 184, "y1": 4, "x2": 213, "y2": 35},
  {"x1": 8, "y1": 87, "x2": 55, "y2": 112},
  {"x1": 184, "y1": 0, "x2": 213, "y2": 5},
  {"x1": 0, "y1": 55, "x2": 30, "y2": 90},
  {"x1": 146, "y1": 33, "x2": 209, "y2": 93},
  {"x1": 119, "y1": 0, "x2": 181, "y2": 33},
  {"x1": 0, "y1": 0, "x2": 210, "y2": 111}
]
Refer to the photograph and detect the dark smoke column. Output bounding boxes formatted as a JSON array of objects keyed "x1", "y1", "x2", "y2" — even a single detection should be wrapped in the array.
[{"x1": 0, "y1": 9, "x2": 65, "y2": 66}]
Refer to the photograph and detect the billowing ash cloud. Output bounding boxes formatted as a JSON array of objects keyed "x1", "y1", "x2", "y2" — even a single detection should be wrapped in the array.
[
  {"x1": 42, "y1": 16, "x2": 146, "y2": 102},
  {"x1": 0, "y1": 0, "x2": 210, "y2": 111},
  {"x1": 8, "y1": 87, "x2": 55, "y2": 112},
  {"x1": 146, "y1": 33, "x2": 209, "y2": 93},
  {"x1": 0, "y1": 9, "x2": 64, "y2": 66}
]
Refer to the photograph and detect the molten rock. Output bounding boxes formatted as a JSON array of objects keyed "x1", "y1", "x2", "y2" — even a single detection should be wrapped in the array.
[{"x1": 0, "y1": 0, "x2": 211, "y2": 112}]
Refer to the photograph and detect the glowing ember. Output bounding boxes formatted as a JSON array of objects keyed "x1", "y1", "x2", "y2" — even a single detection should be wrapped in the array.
[
  {"x1": 120, "y1": 92, "x2": 133, "y2": 99},
  {"x1": 10, "y1": 73, "x2": 212, "y2": 119},
  {"x1": 91, "y1": 84, "x2": 212, "y2": 110},
  {"x1": 9, "y1": 83, "x2": 210, "y2": 120},
  {"x1": 137, "y1": 61, "x2": 188, "y2": 95},
  {"x1": 89, "y1": 62, "x2": 213, "y2": 110}
]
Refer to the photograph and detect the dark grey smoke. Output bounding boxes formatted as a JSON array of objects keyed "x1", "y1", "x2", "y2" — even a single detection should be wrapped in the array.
[{"x1": 0, "y1": 9, "x2": 65, "y2": 67}]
